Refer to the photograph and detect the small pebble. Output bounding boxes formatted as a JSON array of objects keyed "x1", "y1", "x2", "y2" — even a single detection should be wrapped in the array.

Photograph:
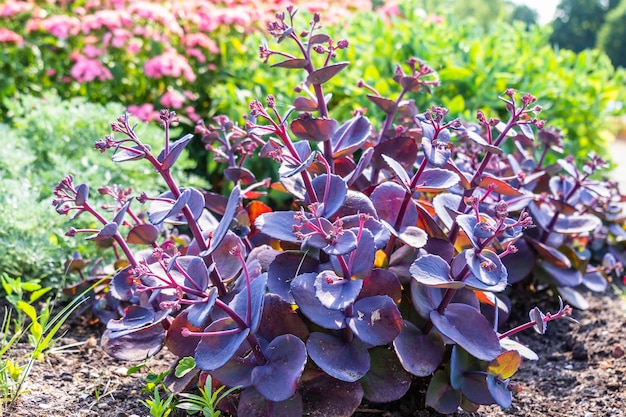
[
  {"x1": 564, "y1": 364, "x2": 573, "y2": 370},
  {"x1": 39, "y1": 403, "x2": 53, "y2": 410},
  {"x1": 86, "y1": 336, "x2": 98, "y2": 348},
  {"x1": 113, "y1": 367, "x2": 129, "y2": 376},
  {"x1": 611, "y1": 344, "x2": 625, "y2": 359},
  {"x1": 97, "y1": 402, "x2": 110, "y2": 410}
]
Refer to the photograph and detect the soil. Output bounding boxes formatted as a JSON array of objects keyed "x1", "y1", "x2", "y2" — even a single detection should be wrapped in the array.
[{"x1": 3, "y1": 288, "x2": 626, "y2": 417}]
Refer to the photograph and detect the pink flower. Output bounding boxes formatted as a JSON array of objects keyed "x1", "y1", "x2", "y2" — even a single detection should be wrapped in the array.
[
  {"x1": 127, "y1": 103, "x2": 159, "y2": 122},
  {"x1": 39, "y1": 15, "x2": 81, "y2": 40},
  {"x1": 0, "y1": 1, "x2": 33, "y2": 17},
  {"x1": 82, "y1": 9, "x2": 132, "y2": 33},
  {"x1": 0, "y1": 28, "x2": 23, "y2": 45},
  {"x1": 186, "y1": 48, "x2": 206, "y2": 63},
  {"x1": 159, "y1": 90, "x2": 186, "y2": 110},
  {"x1": 184, "y1": 106, "x2": 200, "y2": 123},
  {"x1": 70, "y1": 58, "x2": 113, "y2": 83},
  {"x1": 83, "y1": 45, "x2": 103, "y2": 58},
  {"x1": 184, "y1": 33, "x2": 219, "y2": 54},
  {"x1": 128, "y1": 2, "x2": 182, "y2": 35},
  {"x1": 144, "y1": 50, "x2": 196, "y2": 82}
]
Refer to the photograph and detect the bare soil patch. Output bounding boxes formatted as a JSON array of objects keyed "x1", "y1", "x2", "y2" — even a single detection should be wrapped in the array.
[{"x1": 5, "y1": 288, "x2": 626, "y2": 417}]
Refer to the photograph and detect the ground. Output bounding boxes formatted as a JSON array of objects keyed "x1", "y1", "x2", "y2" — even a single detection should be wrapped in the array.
[{"x1": 3, "y1": 286, "x2": 625, "y2": 417}]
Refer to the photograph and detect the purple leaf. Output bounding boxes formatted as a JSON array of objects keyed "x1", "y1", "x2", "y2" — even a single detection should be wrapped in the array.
[
  {"x1": 255, "y1": 211, "x2": 300, "y2": 243},
  {"x1": 464, "y1": 249, "x2": 508, "y2": 291},
  {"x1": 487, "y1": 375, "x2": 513, "y2": 408},
  {"x1": 75, "y1": 183, "x2": 88, "y2": 205},
  {"x1": 307, "y1": 61, "x2": 349, "y2": 84},
  {"x1": 166, "y1": 311, "x2": 201, "y2": 358},
  {"x1": 101, "y1": 322, "x2": 165, "y2": 361},
  {"x1": 330, "y1": 228, "x2": 376, "y2": 280},
  {"x1": 157, "y1": 133, "x2": 193, "y2": 170},
  {"x1": 85, "y1": 222, "x2": 118, "y2": 241},
  {"x1": 421, "y1": 137, "x2": 451, "y2": 167},
  {"x1": 358, "y1": 269, "x2": 402, "y2": 302},
  {"x1": 414, "y1": 168, "x2": 460, "y2": 193},
  {"x1": 291, "y1": 272, "x2": 347, "y2": 330},
  {"x1": 382, "y1": 154, "x2": 411, "y2": 191},
  {"x1": 366, "y1": 94, "x2": 398, "y2": 114},
  {"x1": 210, "y1": 232, "x2": 244, "y2": 281},
  {"x1": 370, "y1": 182, "x2": 417, "y2": 231},
  {"x1": 456, "y1": 214, "x2": 481, "y2": 249},
  {"x1": 582, "y1": 270, "x2": 608, "y2": 292},
  {"x1": 361, "y1": 347, "x2": 412, "y2": 403},
  {"x1": 309, "y1": 33, "x2": 331, "y2": 44},
  {"x1": 331, "y1": 114, "x2": 372, "y2": 158},
  {"x1": 372, "y1": 136, "x2": 418, "y2": 170},
  {"x1": 252, "y1": 335, "x2": 307, "y2": 402},
  {"x1": 271, "y1": 58, "x2": 309, "y2": 68},
  {"x1": 425, "y1": 369, "x2": 462, "y2": 414},
  {"x1": 430, "y1": 303, "x2": 501, "y2": 361},
  {"x1": 393, "y1": 320, "x2": 445, "y2": 376},
  {"x1": 501, "y1": 238, "x2": 535, "y2": 284},
  {"x1": 111, "y1": 266, "x2": 134, "y2": 301},
  {"x1": 556, "y1": 286, "x2": 589, "y2": 310},
  {"x1": 432, "y1": 193, "x2": 463, "y2": 230},
  {"x1": 111, "y1": 144, "x2": 150, "y2": 162},
  {"x1": 210, "y1": 351, "x2": 256, "y2": 389},
  {"x1": 267, "y1": 251, "x2": 318, "y2": 304},
  {"x1": 238, "y1": 387, "x2": 303, "y2": 417},
  {"x1": 224, "y1": 167, "x2": 256, "y2": 185},
  {"x1": 535, "y1": 261, "x2": 583, "y2": 287},
  {"x1": 308, "y1": 174, "x2": 348, "y2": 218},
  {"x1": 290, "y1": 116, "x2": 337, "y2": 142},
  {"x1": 229, "y1": 273, "x2": 268, "y2": 333},
  {"x1": 450, "y1": 346, "x2": 494, "y2": 405},
  {"x1": 258, "y1": 294, "x2": 310, "y2": 342},
  {"x1": 410, "y1": 280, "x2": 444, "y2": 318},
  {"x1": 526, "y1": 237, "x2": 571, "y2": 269},
  {"x1": 187, "y1": 288, "x2": 217, "y2": 328},
  {"x1": 398, "y1": 226, "x2": 428, "y2": 248},
  {"x1": 410, "y1": 253, "x2": 464, "y2": 289},
  {"x1": 195, "y1": 318, "x2": 250, "y2": 371},
  {"x1": 148, "y1": 187, "x2": 204, "y2": 225},
  {"x1": 554, "y1": 213, "x2": 601, "y2": 234},
  {"x1": 306, "y1": 332, "x2": 369, "y2": 382},
  {"x1": 314, "y1": 271, "x2": 363, "y2": 310},
  {"x1": 478, "y1": 175, "x2": 522, "y2": 196},
  {"x1": 300, "y1": 370, "x2": 363, "y2": 417},
  {"x1": 293, "y1": 96, "x2": 318, "y2": 111},
  {"x1": 127, "y1": 224, "x2": 160, "y2": 245},
  {"x1": 202, "y1": 185, "x2": 241, "y2": 256},
  {"x1": 347, "y1": 295, "x2": 402, "y2": 346}
]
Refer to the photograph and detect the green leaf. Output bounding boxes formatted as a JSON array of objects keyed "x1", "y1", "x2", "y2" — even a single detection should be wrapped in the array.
[{"x1": 175, "y1": 356, "x2": 196, "y2": 378}]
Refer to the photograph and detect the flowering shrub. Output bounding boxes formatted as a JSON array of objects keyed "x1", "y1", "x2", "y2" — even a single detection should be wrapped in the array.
[
  {"x1": 55, "y1": 8, "x2": 626, "y2": 416},
  {"x1": 0, "y1": 0, "x2": 373, "y2": 126}
]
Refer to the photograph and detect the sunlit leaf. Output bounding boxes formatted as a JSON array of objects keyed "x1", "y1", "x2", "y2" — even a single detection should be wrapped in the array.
[
  {"x1": 347, "y1": 295, "x2": 402, "y2": 346},
  {"x1": 195, "y1": 318, "x2": 250, "y2": 371},
  {"x1": 306, "y1": 332, "x2": 369, "y2": 382},
  {"x1": 307, "y1": 61, "x2": 349, "y2": 84}
]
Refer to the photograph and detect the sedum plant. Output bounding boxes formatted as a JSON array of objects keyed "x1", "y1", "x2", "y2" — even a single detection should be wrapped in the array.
[{"x1": 56, "y1": 7, "x2": 623, "y2": 416}]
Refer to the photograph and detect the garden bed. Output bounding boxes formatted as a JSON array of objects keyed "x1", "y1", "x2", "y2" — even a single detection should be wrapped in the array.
[{"x1": 7, "y1": 288, "x2": 626, "y2": 417}]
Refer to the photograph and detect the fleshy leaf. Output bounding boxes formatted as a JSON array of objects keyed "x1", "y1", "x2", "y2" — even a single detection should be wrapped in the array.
[
  {"x1": 238, "y1": 387, "x2": 303, "y2": 417},
  {"x1": 202, "y1": 185, "x2": 241, "y2": 256},
  {"x1": 306, "y1": 332, "x2": 369, "y2": 382},
  {"x1": 372, "y1": 136, "x2": 418, "y2": 171},
  {"x1": 308, "y1": 174, "x2": 348, "y2": 218},
  {"x1": 370, "y1": 182, "x2": 418, "y2": 231},
  {"x1": 464, "y1": 249, "x2": 508, "y2": 291},
  {"x1": 258, "y1": 294, "x2": 310, "y2": 342},
  {"x1": 382, "y1": 154, "x2": 411, "y2": 191},
  {"x1": 347, "y1": 295, "x2": 402, "y2": 346},
  {"x1": 290, "y1": 116, "x2": 337, "y2": 142},
  {"x1": 478, "y1": 175, "x2": 522, "y2": 196},
  {"x1": 267, "y1": 251, "x2": 318, "y2": 304},
  {"x1": 127, "y1": 224, "x2": 160, "y2": 245},
  {"x1": 534, "y1": 261, "x2": 583, "y2": 287},
  {"x1": 224, "y1": 167, "x2": 256, "y2": 185},
  {"x1": 413, "y1": 168, "x2": 460, "y2": 193},
  {"x1": 410, "y1": 253, "x2": 464, "y2": 289},
  {"x1": 85, "y1": 222, "x2": 118, "y2": 242},
  {"x1": 111, "y1": 144, "x2": 150, "y2": 162},
  {"x1": 300, "y1": 370, "x2": 363, "y2": 417},
  {"x1": 271, "y1": 58, "x2": 309, "y2": 69},
  {"x1": 314, "y1": 271, "x2": 363, "y2": 310},
  {"x1": 195, "y1": 318, "x2": 250, "y2": 371},
  {"x1": 148, "y1": 188, "x2": 204, "y2": 225},
  {"x1": 111, "y1": 266, "x2": 135, "y2": 301},
  {"x1": 488, "y1": 350, "x2": 521, "y2": 379},
  {"x1": 166, "y1": 311, "x2": 202, "y2": 358},
  {"x1": 75, "y1": 183, "x2": 89, "y2": 205},
  {"x1": 101, "y1": 322, "x2": 165, "y2": 361},
  {"x1": 255, "y1": 211, "x2": 300, "y2": 243},
  {"x1": 360, "y1": 347, "x2": 412, "y2": 403},
  {"x1": 393, "y1": 320, "x2": 445, "y2": 376},
  {"x1": 366, "y1": 95, "x2": 398, "y2": 114},
  {"x1": 487, "y1": 375, "x2": 513, "y2": 408},
  {"x1": 425, "y1": 369, "x2": 462, "y2": 414},
  {"x1": 187, "y1": 288, "x2": 217, "y2": 328},
  {"x1": 307, "y1": 61, "x2": 349, "y2": 84},
  {"x1": 422, "y1": 137, "x2": 451, "y2": 167},
  {"x1": 358, "y1": 269, "x2": 402, "y2": 303},
  {"x1": 430, "y1": 303, "x2": 501, "y2": 361},
  {"x1": 229, "y1": 273, "x2": 268, "y2": 333},
  {"x1": 157, "y1": 133, "x2": 193, "y2": 170},
  {"x1": 331, "y1": 113, "x2": 371, "y2": 158},
  {"x1": 291, "y1": 272, "x2": 347, "y2": 330},
  {"x1": 398, "y1": 226, "x2": 428, "y2": 248},
  {"x1": 251, "y1": 335, "x2": 307, "y2": 402}
]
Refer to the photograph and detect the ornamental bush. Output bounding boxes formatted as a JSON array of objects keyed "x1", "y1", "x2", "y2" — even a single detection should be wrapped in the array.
[{"x1": 56, "y1": 7, "x2": 626, "y2": 416}]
